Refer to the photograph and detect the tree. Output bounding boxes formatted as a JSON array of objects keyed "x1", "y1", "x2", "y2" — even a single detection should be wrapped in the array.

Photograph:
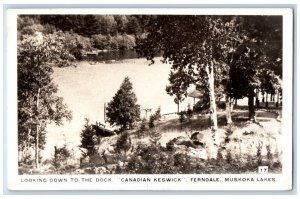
[
  {"x1": 259, "y1": 69, "x2": 281, "y2": 108},
  {"x1": 114, "y1": 15, "x2": 129, "y2": 35},
  {"x1": 18, "y1": 32, "x2": 73, "y2": 168},
  {"x1": 166, "y1": 69, "x2": 193, "y2": 113},
  {"x1": 106, "y1": 77, "x2": 141, "y2": 130},
  {"x1": 79, "y1": 118, "x2": 99, "y2": 158},
  {"x1": 226, "y1": 16, "x2": 282, "y2": 119},
  {"x1": 53, "y1": 145, "x2": 72, "y2": 171},
  {"x1": 126, "y1": 16, "x2": 142, "y2": 35},
  {"x1": 115, "y1": 131, "x2": 132, "y2": 156},
  {"x1": 82, "y1": 15, "x2": 101, "y2": 36},
  {"x1": 149, "y1": 107, "x2": 161, "y2": 129},
  {"x1": 137, "y1": 16, "x2": 241, "y2": 147}
]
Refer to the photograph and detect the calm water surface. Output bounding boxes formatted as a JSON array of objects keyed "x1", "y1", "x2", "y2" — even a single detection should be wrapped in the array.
[{"x1": 43, "y1": 57, "x2": 192, "y2": 159}]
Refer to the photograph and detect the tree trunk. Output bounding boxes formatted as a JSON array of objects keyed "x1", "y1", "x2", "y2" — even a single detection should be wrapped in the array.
[
  {"x1": 225, "y1": 95, "x2": 233, "y2": 125},
  {"x1": 248, "y1": 90, "x2": 255, "y2": 121},
  {"x1": 177, "y1": 102, "x2": 180, "y2": 113},
  {"x1": 265, "y1": 93, "x2": 269, "y2": 108},
  {"x1": 271, "y1": 94, "x2": 273, "y2": 102},
  {"x1": 205, "y1": 64, "x2": 219, "y2": 146},
  {"x1": 255, "y1": 90, "x2": 260, "y2": 107},
  {"x1": 22, "y1": 129, "x2": 31, "y2": 164},
  {"x1": 276, "y1": 91, "x2": 280, "y2": 107},
  {"x1": 35, "y1": 88, "x2": 40, "y2": 169},
  {"x1": 256, "y1": 97, "x2": 260, "y2": 107}
]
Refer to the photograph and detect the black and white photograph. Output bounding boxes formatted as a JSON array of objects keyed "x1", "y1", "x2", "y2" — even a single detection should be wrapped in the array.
[{"x1": 5, "y1": 8, "x2": 293, "y2": 191}]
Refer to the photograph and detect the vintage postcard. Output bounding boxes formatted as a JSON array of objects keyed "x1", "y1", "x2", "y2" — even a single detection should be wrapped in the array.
[{"x1": 6, "y1": 8, "x2": 293, "y2": 190}]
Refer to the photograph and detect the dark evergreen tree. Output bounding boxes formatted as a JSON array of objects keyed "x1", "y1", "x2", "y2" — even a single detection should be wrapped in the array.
[
  {"x1": 115, "y1": 131, "x2": 132, "y2": 156},
  {"x1": 79, "y1": 118, "x2": 98, "y2": 158},
  {"x1": 106, "y1": 77, "x2": 141, "y2": 130},
  {"x1": 126, "y1": 16, "x2": 142, "y2": 35}
]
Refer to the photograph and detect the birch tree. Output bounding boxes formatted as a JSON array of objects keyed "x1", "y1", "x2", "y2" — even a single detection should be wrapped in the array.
[
  {"x1": 137, "y1": 16, "x2": 240, "y2": 146},
  {"x1": 18, "y1": 32, "x2": 73, "y2": 168}
]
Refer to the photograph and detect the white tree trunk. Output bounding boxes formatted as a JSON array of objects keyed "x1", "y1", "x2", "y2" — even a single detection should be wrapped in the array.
[
  {"x1": 205, "y1": 64, "x2": 219, "y2": 147},
  {"x1": 35, "y1": 88, "x2": 40, "y2": 169},
  {"x1": 225, "y1": 95, "x2": 233, "y2": 125},
  {"x1": 276, "y1": 90, "x2": 280, "y2": 107}
]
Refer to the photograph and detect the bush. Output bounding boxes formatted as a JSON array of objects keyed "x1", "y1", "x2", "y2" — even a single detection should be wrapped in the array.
[
  {"x1": 121, "y1": 144, "x2": 177, "y2": 174},
  {"x1": 112, "y1": 141, "x2": 281, "y2": 174},
  {"x1": 21, "y1": 24, "x2": 45, "y2": 35},
  {"x1": 121, "y1": 34, "x2": 136, "y2": 50},
  {"x1": 137, "y1": 118, "x2": 148, "y2": 138},
  {"x1": 193, "y1": 99, "x2": 210, "y2": 113},
  {"x1": 115, "y1": 142, "x2": 203, "y2": 174},
  {"x1": 109, "y1": 36, "x2": 119, "y2": 50},
  {"x1": 115, "y1": 131, "x2": 132, "y2": 156},
  {"x1": 91, "y1": 34, "x2": 110, "y2": 50},
  {"x1": 186, "y1": 104, "x2": 193, "y2": 120},
  {"x1": 52, "y1": 145, "x2": 76, "y2": 171},
  {"x1": 178, "y1": 111, "x2": 186, "y2": 123},
  {"x1": 216, "y1": 101, "x2": 226, "y2": 110}
]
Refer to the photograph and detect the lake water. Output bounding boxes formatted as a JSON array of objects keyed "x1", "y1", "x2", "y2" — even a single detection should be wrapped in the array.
[
  {"x1": 43, "y1": 57, "x2": 193, "y2": 159},
  {"x1": 85, "y1": 50, "x2": 141, "y2": 61}
]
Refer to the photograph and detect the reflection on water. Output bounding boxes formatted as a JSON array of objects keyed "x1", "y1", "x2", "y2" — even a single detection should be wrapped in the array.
[{"x1": 85, "y1": 50, "x2": 140, "y2": 62}]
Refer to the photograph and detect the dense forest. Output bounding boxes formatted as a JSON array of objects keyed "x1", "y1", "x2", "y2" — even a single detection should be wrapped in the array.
[{"x1": 17, "y1": 15, "x2": 148, "y2": 59}]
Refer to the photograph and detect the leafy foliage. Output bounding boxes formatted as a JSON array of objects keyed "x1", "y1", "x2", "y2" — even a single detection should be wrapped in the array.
[
  {"x1": 148, "y1": 107, "x2": 161, "y2": 129},
  {"x1": 19, "y1": 15, "x2": 145, "y2": 39},
  {"x1": 106, "y1": 77, "x2": 141, "y2": 129},
  {"x1": 18, "y1": 32, "x2": 73, "y2": 166},
  {"x1": 259, "y1": 69, "x2": 281, "y2": 95},
  {"x1": 136, "y1": 16, "x2": 244, "y2": 146},
  {"x1": 53, "y1": 145, "x2": 74, "y2": 170},
  {"x1": 137, "y1": 15, "x2": 282, "y2": 122},
  {"x1": 122, "y1": 144, "x2": 194, "y2": 174}
]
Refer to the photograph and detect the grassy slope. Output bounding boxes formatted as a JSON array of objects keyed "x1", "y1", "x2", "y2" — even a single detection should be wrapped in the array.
[{"x1": 19, "y1": 107, "x2": 282, "y2": 174}]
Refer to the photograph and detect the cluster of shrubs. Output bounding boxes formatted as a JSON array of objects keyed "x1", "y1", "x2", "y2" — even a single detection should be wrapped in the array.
[
  {"x1": 123, "y1": 141, "x2": 281, "y2": 174},
  {"x1": 118, "y1": 144, "x2": 197, "y2": 174}
]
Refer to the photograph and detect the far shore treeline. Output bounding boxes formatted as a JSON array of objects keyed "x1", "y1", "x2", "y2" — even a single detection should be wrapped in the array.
[{"x1": 18, "y1": 15, "x2": 148, "y2": 60}]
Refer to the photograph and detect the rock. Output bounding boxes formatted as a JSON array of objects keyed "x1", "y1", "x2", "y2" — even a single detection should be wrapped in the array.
[
  {"x1": 243, "y1": 128, "x2": 254, "y2": 135},
  {"x1": 166, "y1": 136, "x2": 197, "y2": 150},
  {"x1": 191, "y1": 132, "x2": 205, "y2": 146}
]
